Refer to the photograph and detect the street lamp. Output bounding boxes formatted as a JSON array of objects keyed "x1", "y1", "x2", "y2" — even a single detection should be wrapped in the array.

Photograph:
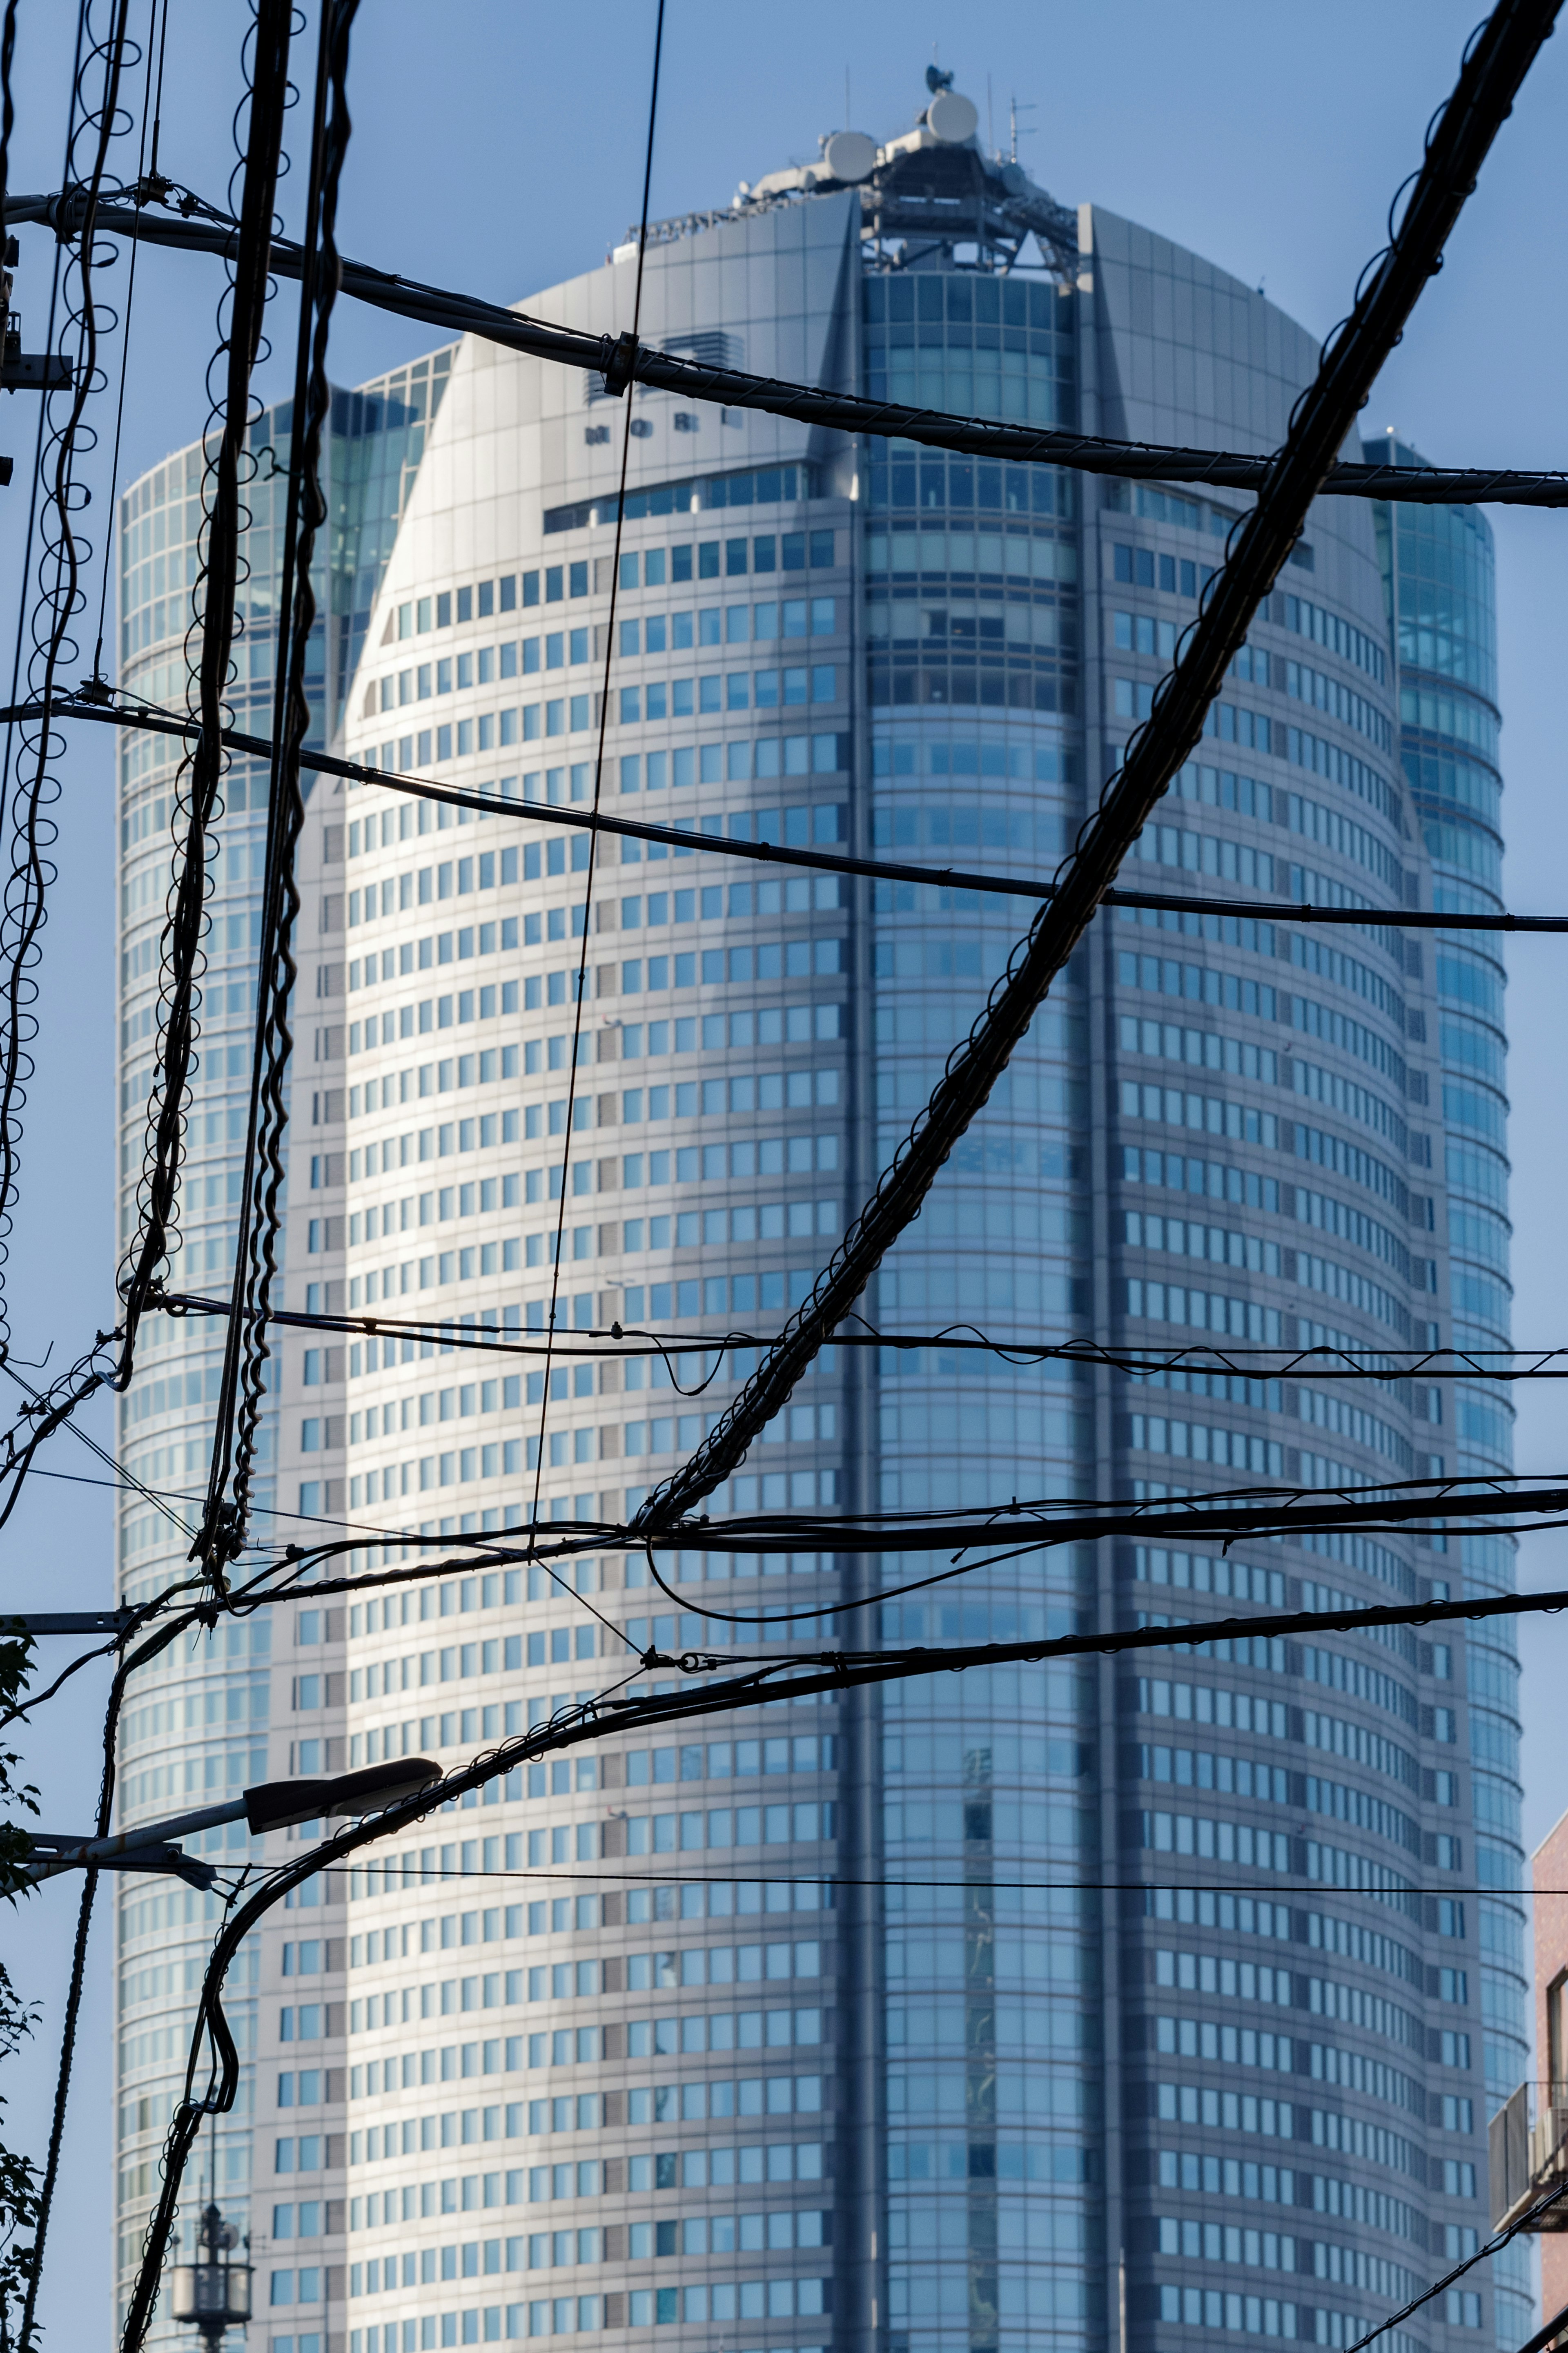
[
  {"x1": 168, "y1": 2202, "x2": 252, "y2": 2346},
  {"x1": 22, "y1": 1755, "x2": 442, "y2": 1887}
]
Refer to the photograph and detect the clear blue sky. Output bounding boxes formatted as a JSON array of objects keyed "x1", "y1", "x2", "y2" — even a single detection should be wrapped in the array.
[{"x1": 7, "y1": 2, "x2": 1568, "y2": 2337}]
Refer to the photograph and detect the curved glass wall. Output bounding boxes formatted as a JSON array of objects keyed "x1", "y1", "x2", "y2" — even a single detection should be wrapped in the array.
[
  {"x1": 109, "y1": 151, "x2": 1512, "y2": 2353},
  {"x1": 1369, "y1": 435, "x2": 1524, "y2": 2351},
  {"x1": 113, "y1": 353, "x2": 448, "y2": 2342},
  {"x1": 862, "y1": 266, "x2": 1099, "y2": 2353}
]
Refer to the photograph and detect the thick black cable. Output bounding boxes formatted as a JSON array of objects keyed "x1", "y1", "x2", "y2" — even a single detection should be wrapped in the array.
[
  {"x1": 142, "y1": 1286, "x2": 1568, "y2": 1384},
  {"x1": 0, "y1": 21, "x2": 75, "y2": 1372},
  {"x1": 1340, "y1": 2168, "x2": 1568, "y2": 2353},
  {"x1": 102, "y1": 1520, "x2": 1568, "y2": 2353},
  {"x1": 629, "y1": 0, "x2": 1561, "y2": 1543},
  {"x1": 208, "y1": 1487, "x2": 1568, "y2": 1656},
  {"x1": 526, "y1": 0, "x2": 664, "y2": 1566},
  {"x1": 1511, "y1": 2300, "x2": 1568, "y2": 2353},
  {"x1": 18, "y1": 181, "x2": 1568, "y2": 509},
  {"x1": 0, "y1": 0, "x2": 133, "y2": 1376},
  {"x1": 111, "y1": 0, "x2": 294, "y2": 1390},
  {"x1": 17, "y1": 1525, "x2": 190, "y2": 2350},
  {"x1": 24, "y1": 691, "x2": 1557, "y2": 937},
  {"x1": 199, "y1": 0, "x2": 359, "y2": 1590}
]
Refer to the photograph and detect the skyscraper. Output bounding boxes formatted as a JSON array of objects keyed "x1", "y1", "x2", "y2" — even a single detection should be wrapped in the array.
[
  {"x1": 114, "y1": 354, "x2": 455, "y2": 2338},
  {"x1": 1367, "y1": 438, "x2": 1522, "y2": 2346},
  {"x1": 114, "y1": 81, "x2": 1508, "y2": 2353}
]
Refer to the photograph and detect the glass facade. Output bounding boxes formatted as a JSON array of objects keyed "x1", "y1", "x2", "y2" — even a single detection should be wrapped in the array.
[
  {"x1": 110, "y1": 111, "x2": 1513, "y2": 2353},
  {"x1": 864, "y1": 270, "x2": 1096, "y2": 2351},
  {"x1": 113, "y1": 351, "x2": 450, "y2": 2343},
  {"x1": 1369, "y1": 436, "x2": 1524, "y2": 2350}
]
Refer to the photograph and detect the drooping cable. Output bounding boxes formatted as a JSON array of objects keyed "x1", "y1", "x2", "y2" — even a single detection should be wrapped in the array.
[
  {"x1": 111, "y1": 0, "x2": 295, "y2": 1389},
  {"x1": 198, "y1": 0, "x2": 359, "y2": 1588},
  {"x1": 16, "y1": 1560, "x2": 198, "y2": 2348},
  {"x1": 0, "y1": 0, "x2": 134, "y2": 1368},
  {"x1": 143, "y1": 1286, "x2": 1568, "y2": 1385},
  {"x1": 103, "y1": 1510, "x2": 1568, "y2": 2353},
  {"x1": 87, "y1": 0, "x2": 165, "y2": 683},
  {"x1": 626, "y1": 0, "x2": 1561, "y2": 1543},
  {"x1": 14, "y1": 691, "x2": 1564, "y2": 937},
  {"x1": 525, "y1": 0, "x2": 665, "y2": 1588},
  {"x1": 22, "y1": 179, "x2": 1568, "y2": 509}
]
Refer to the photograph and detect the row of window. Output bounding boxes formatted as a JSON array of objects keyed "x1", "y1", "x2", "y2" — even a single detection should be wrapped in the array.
[
  {"x1": 1120, "y1": 945, "x2": 1410, "y2": 1045},
  {"x1": 867, "y1": 523, "x2": 1078, "y2": 583},
  {"x1": 348, "y1": 2072, "x2": 825, "y2": 2165},
  {"x1": 344, "y1": 1879, "x2": 826, "y2": 1958},
  {"x1": 345, "y1": 2007, "x2": 825, "y2": 2099},
  {"x1": 622, "y1": 598, "x2": 836, "y2": 654},
  {"x1": 338, "y1": 1189, "x2": 839, "y2": 1272},
  {"x1": 617, "y1": 668, "x2": 835, "y2": 724},
  {"x1": 351, "y1": 2143, "x2": 821, "y2": 2230},
  {"x1": 348, "y1": 1947, "x2": 825, "y2": 2046},
  {"x1": 373, "y1": 602, "x2": 836, "y2": 715},
  {"x1": 340, "y1": 1070, "x2": 842, "y2": 1184},
  {"x1": 1128, "y1": 1416, "x2": 1284, "y2": 1476},
  {"x1": 346, "y1": 793, "x2": 843, "y2": 871},
  {"x1": 367, "y1": 713, "x2": 850, "y2": 776},
  {"x1": 341, "y1": 2283, "x2": 826, "y2": 2348},
  {"x1": 1113, "y1": 619, "x2": 1393, "y2": 757},
  {"x1": 386, "y1": 538, "x2": 833, "y2": 648},
  {"x1": 1129, "y1": 1261, "x2": 1405, "y2": 1341},
  {"x1": 348, "y1": 2207, "x2": 828, "y2": 2291},
  {"x1": 1118, "y1": 1079, "x2": 1282, "y2": 1156},
  {"x1": 345, "y1": 1129, "x2": 839, "y2": 1202},
  {"x1": 613, "y1": 532, "x2": 835, "y2": 584}
]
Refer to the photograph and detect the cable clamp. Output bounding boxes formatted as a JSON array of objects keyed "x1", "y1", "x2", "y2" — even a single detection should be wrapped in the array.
[{"x1": 600, "y1": 330, "x2": 640, "y2": 398}]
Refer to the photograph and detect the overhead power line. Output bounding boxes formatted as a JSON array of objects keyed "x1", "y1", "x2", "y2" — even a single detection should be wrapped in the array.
[
  {"x1": 148, "y1": 1287, "x2": 1568, "y2": 1383},
  {"x1": 13, "y1": 180, "x2": 1568, "y2": 509},
  {"x1": 5, "y1": 691, "x2": 1562, "y2": 935},
  {"x1": 195, "y1": 0, "x2": 359, "y2": 1590},
  {"x1": 626, "y1": 0, "x2": 1560, "y2": 1546},
  {"x1": 110, "y1": 0, "x2": 294, "y2": 1408}
]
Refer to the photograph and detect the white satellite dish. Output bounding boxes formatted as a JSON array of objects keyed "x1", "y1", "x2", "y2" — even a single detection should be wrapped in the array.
[
  {"x1": 823, "y1": 129, "x2": 878, "y2": 184},
  {"x1": 927, "y1": 88, "x2": 979, "y2": 144}
]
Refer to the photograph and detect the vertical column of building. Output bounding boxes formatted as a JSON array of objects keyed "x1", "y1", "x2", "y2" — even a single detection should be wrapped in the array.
[
  {"x1": 1372, "y1": 442, "x2": 1526, "y2": 2348},
  {"x1": 1082, "y1": 222, "x2": 1488, "y2": 2352},
  {"x1": 860, "y1": 266, "x2": 1102, "y2": 2353},
  {"x1": 114, "y1": 436, "x2": 284, "y2": 2343},
  {"x1": 323, "y1": 257, "x2": 860, "y2": 2331},
  {"x1": 115, "y1": 361, "x2": 441, "y2": 2346},
  {"x1": 240, "y1": 354, "x2": 451, "y2": 2351}
]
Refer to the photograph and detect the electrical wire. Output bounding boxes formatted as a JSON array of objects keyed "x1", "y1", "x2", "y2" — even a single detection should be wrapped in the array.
[
  {"x1": 1338, "y1": 2166, "x2": 1568, "y2": 2353},
  {"x1": 201, "y1": 1504, "x2": 1568, "y2": 1666},
  {"x1": 524, "y1": 0, "x2": 664, "y2": 1613},
  {"x1": 17, "y1": 689, "x2": 1568, "y2": 937},
  {"x1": 136, "y1": 1286, "x2": 1568, "y2": 1384},
  {"x1": 21, "y1": 176, "x2": 1568, "y2": 510},
  {"x1": 18, "y1": 1523, "x2": 201, "y2": 2349},
  {"x1": 7, "y1": 9, "x2": 1561, "y2": 2331},
  {"x1": 111, "y1": 0, "x2": 295, "y2": 1393},
  {"x1": 0, "y1": 0, "x2": 135, "y2": 1381},
  {"x1": 86, "y1": 0, "x2": 163, "y2": 683},
  {"x1": 107, "y1": 1473, "x2": 1568, "y2": 2353},
  {"x1": 197, "y1": 0, "x2": 361, "y2": 1590},
  {"x1": 628, "y1": 0, "x2": 1559, "y2": 1546},
  {"x1": 0, "y1": 1333, "x2": 115, "y2": 1539},
  {"x1": 0, "y1": 13, "x2": 77, "y2": 1389}
]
